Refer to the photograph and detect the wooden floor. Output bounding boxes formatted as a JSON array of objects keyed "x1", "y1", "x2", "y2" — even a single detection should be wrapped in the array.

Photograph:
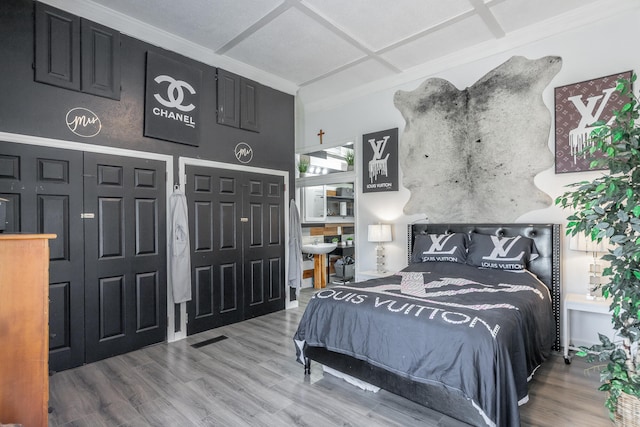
[{"x1": 49, "y1": 287, "x2": 612, "y2": 427}]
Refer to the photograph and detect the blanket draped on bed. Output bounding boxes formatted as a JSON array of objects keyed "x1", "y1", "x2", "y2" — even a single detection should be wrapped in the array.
[{"x1": 294, "y1": 262, "x2": 553, "y2": 427}]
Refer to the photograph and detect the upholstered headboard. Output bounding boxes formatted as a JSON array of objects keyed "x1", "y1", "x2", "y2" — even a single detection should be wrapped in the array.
[{"x1": 408, "y1": 223, "x2": 561, "y2": 351}]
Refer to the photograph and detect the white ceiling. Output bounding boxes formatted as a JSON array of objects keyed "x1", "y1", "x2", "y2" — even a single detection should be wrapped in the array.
[{"x1": 44, "y1": 0, "x2": 633, "y2": 108}]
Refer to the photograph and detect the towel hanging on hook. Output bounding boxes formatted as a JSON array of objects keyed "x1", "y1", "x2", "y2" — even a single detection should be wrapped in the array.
[
  {"x1": 169, "y1": 186, "x2": 191, "y2": 303},
  {"x1": 287, "y1": 199, "x2": 303, "y2": 296}
]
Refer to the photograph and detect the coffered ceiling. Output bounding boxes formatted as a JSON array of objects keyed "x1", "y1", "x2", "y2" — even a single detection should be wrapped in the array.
[{"x1": 41, "y1": 0, "x2": 633, "y2": 108}]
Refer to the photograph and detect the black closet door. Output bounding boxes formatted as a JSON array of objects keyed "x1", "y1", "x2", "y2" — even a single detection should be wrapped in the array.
[
  {"x1": 186, "y1": 166, "x2": 243, "y2": 334},
  {"x1": 243, "y1": 172, "x2": 285, "y2": 319},
  {"x1": 83, "y1": 152, "x2": 166, "y2": 363},
  {"x1": 185, "y1": 166, "x2": 285, "y2": 335},
  {"x1": 0, "y1": 144, "x2": 168, "y2": 369},
  {"x1": 0, "y1": 141, "x2": 84, "y2": 371}
]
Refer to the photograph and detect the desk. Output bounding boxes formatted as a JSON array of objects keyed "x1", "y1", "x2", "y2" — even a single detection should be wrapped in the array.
[{"x1": 563, "y1": 292, "x2": 611, "y2": 364}]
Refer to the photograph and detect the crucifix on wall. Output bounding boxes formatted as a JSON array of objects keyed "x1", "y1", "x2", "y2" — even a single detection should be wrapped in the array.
[{"x1": 317, "y1": 129, "x2": 325, "y2": 144}]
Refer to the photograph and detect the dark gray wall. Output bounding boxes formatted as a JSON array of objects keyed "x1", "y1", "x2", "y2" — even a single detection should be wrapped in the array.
[{"x1": 0, "y1": 0, "x2": 295, "y2": 189}]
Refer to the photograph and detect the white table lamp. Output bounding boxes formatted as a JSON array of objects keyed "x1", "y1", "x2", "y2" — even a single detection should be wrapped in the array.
[{"x1": 368, "y1": 223, "x2": 392, "y2": 273}]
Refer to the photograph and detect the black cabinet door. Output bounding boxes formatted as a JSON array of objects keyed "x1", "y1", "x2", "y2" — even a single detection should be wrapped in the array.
[
  {"x1": 81, "y1": 19, "x2": 121, "y2": 100},
  {"x1": 216, "y1": 69, "x2": 240, "y2": 128},
  {"x1": 240, "y1": 78, "x2": 259, "y2": 132},
  {"x1": 217, "y1": 69, "x2": 261, "y2": 132},
  {"x1": 34, "y1": 3, "x2": 121, "y2": 100},
  {"x1": 34, "y1": 2, "x2": 81, "y2": 91}
]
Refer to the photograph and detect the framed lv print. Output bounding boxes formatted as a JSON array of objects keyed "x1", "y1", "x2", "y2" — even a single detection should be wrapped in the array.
[
  {"x1": 554, "y1": 70, "x2": 632, "y2": 173},
  {"x1": 362, "y1": 127, "x2": 398, "y2": 193}
]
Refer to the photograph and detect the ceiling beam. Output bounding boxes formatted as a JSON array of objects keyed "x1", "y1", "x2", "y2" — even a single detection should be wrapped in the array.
[{"x1": 468, "y1": 0, "x2": 506, "y2": 38}]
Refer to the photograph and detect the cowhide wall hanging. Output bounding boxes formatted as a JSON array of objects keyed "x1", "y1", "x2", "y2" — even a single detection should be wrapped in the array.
[{"x1": 394, "y1": 55, "x2": 562, "y2": 222}]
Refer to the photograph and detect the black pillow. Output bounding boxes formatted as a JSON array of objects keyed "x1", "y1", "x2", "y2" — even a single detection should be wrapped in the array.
[
  {"x1": 466, "y1": 233, "x2": 539, "y2": 270},
  {"x1": 411, "y1": 233, "x2": 467, "y2": 264}
]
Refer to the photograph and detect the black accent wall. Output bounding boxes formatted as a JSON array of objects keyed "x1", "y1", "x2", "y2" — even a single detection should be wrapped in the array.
[{"x1": 0, "y1": 0, "x2": 295, "y2": 187}]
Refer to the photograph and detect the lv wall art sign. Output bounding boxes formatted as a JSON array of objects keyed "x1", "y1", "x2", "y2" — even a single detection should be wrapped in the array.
[
  {"x1": 362, "y1": 127, "x2": 399, "y2": 193},
  {"x1": 554, "y1": 70, "x2": 632, "y2": 173}
]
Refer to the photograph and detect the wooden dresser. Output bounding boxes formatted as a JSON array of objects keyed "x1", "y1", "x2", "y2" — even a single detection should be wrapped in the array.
[{"x1": 0, "y1": 234, "x2": 55, "y2": 427}]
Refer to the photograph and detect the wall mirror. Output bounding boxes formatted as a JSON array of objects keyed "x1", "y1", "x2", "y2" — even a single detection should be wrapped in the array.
[
  {"x1": 297, "y1": 140, "x2": 354, "y2": 177},
  {"x1": 296, "y1": 139, "x2": 357, "y2": 225}
]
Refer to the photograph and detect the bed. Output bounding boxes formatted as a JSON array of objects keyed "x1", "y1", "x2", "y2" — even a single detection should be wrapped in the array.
[{"x1": 294, "y1": 223, "x2": 561, "y2": 427}]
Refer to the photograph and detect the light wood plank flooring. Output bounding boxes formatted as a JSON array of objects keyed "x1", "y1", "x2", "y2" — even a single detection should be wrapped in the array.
[{"x1": 49, "y1": 287, "x2": 611, "y2": 426}]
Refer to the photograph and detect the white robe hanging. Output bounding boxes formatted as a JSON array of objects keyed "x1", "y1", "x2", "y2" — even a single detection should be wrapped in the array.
[
  {"x1": 287, "y1": 199, "x2": 303, "y2": 296},
  {"x1": 169, "y1": 188, "x2": 192, "y2": 303}
]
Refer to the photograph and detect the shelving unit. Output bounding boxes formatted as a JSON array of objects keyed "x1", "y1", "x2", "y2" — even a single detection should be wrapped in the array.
[
  {"x1": 326, "y1": 194, "x2": 354, "y2": 221},
  {"x1": 301, "y1": 184, "x2": 355, "y2": 224}
]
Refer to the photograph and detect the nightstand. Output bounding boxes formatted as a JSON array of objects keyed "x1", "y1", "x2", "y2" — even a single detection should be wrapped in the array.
[{"x1": 563, "y1": 292, "x2": 611, "y2": 364}]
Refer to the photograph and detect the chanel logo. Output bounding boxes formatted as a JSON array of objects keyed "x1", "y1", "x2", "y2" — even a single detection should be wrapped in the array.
[{"x1": 153, "y1": 75, "x2": 196, "y2": 112}]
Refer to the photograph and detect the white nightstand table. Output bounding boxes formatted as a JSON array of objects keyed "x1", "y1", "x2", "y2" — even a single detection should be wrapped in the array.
[{"x1": 563, "y1": 292, "x2": 611, "y2": 364}]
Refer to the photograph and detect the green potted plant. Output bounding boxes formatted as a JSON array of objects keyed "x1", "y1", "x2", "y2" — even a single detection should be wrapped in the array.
[
  {"x1": 555, "y1": 74, "x2": 640, "y2": 422},
  {"x1": 345, "y1": 149, "x2": 355, "y2": 171},
  {"x1": 346, "y1": 236, "x2": 353, "y2": 246},
  {"x1": 298, "y1": 158, "x2": 309, "y2": 177}
]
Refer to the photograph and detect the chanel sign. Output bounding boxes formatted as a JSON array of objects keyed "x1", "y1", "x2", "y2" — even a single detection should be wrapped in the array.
[{"x1": 144, "y1": 51, "x2": 202, "y2": 146}]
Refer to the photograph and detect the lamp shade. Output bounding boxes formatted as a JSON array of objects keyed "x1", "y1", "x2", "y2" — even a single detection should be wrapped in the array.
[
  {"x1": 569, "y1": 233, "x2": 610, "y2": 253},
  {"x1": 368, "y1": 224, "x2": 392, "y2": 243}
]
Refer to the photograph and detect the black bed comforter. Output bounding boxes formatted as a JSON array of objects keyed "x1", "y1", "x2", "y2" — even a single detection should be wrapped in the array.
[{"x1": 293, "y1": 262, "x2": 553, "y2": 427}]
